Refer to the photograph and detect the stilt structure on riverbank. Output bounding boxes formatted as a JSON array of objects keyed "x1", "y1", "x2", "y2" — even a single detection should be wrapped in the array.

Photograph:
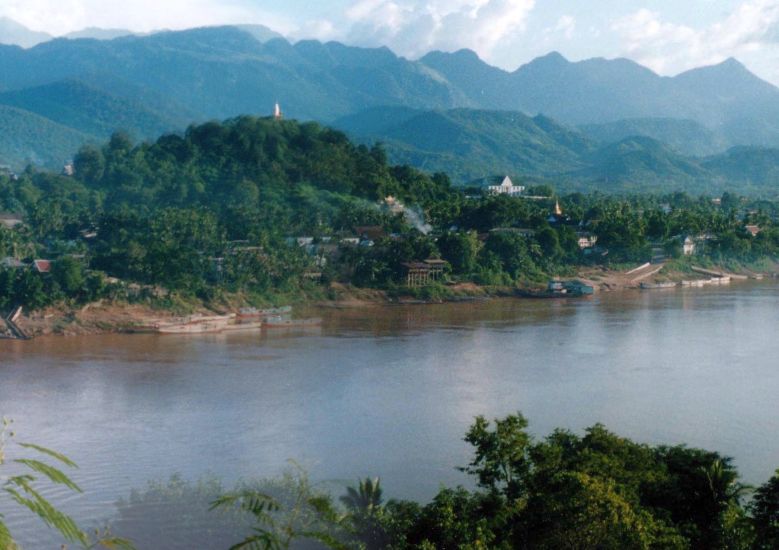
[{"x1": 2, "y1": 307, "x2": 29, "y2": 340}]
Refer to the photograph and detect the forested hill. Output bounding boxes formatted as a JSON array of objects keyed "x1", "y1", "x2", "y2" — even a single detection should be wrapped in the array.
[
  {"x1": 67, "y1": 117, "x2": 451, "y2": 213},
  {"x1": 0, "y1": 116, "x2": 460, "y2": 308},
  {"x1": 3, "y1": 116, "x2": 779, "y2": 315}
]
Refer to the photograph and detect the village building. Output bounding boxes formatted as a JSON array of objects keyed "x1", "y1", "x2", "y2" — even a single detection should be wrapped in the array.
[
  {"x1": 682, "y1": 236, "x2": 696, "y2": 256},
  {"x1": 292, "y1": 237, "x2": 315, "y2": 247},
  {"x1": 576, "y1": 232, "x2": 598, "y2": 249},
  {"x1": 80, "y1": 228, "x2": 98, "y2": 240},
  {"x1": 402, "y1": 259, "x2": 449, "y2": 287},
  {"x1": 0, "y1": 213, "x2": 23, "y2": 229},
  {"x1": 0, "y1": 257, "x2": 24, "y2": 269},
  {"x1": 354, "y1": 225, "x2": 386, "y2": 246},
  {"x1": 490, "y1": 227, "x2": 536, "y2": 238},
  {"x1": 487, "y1": 176, "x2": 525, "y2": 196},
  {"x1": 745, "y1": 225, "x2": 762, "y2": 237},
  {"x1": 32, "y1": 259, "x2": 52, "y2": 273},
  {"x1": 383, "y1": 196, "x2": 405, "y2": 215}
]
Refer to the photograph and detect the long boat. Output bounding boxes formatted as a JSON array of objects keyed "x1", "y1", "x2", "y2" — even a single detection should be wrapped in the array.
[
  {"x1": 263, "y1": 316, "x2": 322, "y2": 328},
  {"x1": 516, "y1": 280, "x2": 594, "y2": 299},
  {"x1": 237, "y1": 306, "x2": 292, "y2": 319},
  {"x1": 223, "y1": 321, "x2": 264, "y2": 332},
  {"x1": 131, "y1": 314, "x2": 235, "y2": 334},
  {"x1": 640, "y1": 282, "x2": 677, "y2": 289}
]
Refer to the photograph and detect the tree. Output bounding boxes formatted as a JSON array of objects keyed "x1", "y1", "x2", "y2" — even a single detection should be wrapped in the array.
[
  {"x1": 752, "y1": 469, "x2": 779, "y2": 549},
  {"x1": 460, "y1": 413, "x2": 532, "y2": 500},
  {"x1": 340, "y1": 479, "x2": 387, "y2": 549},
  {"x1": 535, "y1": 227, "x2": 562, "y2": 260},
  {"x1": 523, "y1": 472, "x2": 684, "y2": 549},
  {"x1": 437, "y1": 231, "x2": 478, "y2": 274},
  {"x1": 52, "y1": 257, "x2": 86, "y2": 297},
  {"x1": 0, "y1": 417, "x2": 133, "y2": 549},
  {"x1": 480, "y1": 232, "x2": 538, "y2": 281},
  {"x1": 340, "y1": 478, "x2": 383, "y2": 514},
  {"x1": 211, "y1": 465, "x2": 348, "y2": 550},
  {"x1": 74, "y1": 146, "x2": 105, "y2": 186}
]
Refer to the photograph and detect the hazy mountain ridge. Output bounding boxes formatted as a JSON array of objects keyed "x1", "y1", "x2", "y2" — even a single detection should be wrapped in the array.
[
  {"x1": 0, "y1": 17, "x2": 52, "y2": 48},
  {"x1": 579, "y1": 118, "x2": 729, "y2": 157},
  {"x1": 4, "y1": 25, "x2": 779, "y2": 134},
  {"x1": 337, "y1": 106, "x2": 779, "y2": 194},
  {"x1": 1, "y1": 25, "x2": 779, "y2": 193}
]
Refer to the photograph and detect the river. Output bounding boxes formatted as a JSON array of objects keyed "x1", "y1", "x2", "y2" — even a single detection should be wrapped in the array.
[{"x1": 1, "y1": 283, "x2": 779, "y2": 547}]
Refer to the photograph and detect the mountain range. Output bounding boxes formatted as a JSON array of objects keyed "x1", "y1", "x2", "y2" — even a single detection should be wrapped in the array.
[
  {"x1": 1, "y1": 21, "x2": 779, "y2": 193},
  {"x1": 333, "y1": 106, "x2": 779, "y2": 194}
]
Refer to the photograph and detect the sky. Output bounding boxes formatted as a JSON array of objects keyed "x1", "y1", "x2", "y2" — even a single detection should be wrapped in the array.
[{"x1": 3, "y1": 0, "x2": 779, "y2": 84}]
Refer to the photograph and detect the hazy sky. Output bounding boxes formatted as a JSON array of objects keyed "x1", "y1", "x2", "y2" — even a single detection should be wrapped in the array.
[{"x1": 4, "y1": 0, "x2": 779, "y2": 84}]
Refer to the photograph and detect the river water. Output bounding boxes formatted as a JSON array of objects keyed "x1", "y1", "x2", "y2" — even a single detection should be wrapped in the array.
[{"x1": 2, "y1": 283, "x2": 779, "y2": 547}]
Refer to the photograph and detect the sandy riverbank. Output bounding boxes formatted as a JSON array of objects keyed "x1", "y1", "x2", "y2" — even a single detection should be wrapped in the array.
[{"x1": 7, "y1": 262, "x2": 778, "y2": 338}]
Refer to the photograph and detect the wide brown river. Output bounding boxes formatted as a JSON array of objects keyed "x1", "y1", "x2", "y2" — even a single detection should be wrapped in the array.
[{"x1": 2, "y1": 283, "x2": 779, "y2": 548}]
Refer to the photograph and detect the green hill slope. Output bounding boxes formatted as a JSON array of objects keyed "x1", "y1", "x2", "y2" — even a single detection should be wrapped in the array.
[
  {"x1": 0, "y1": 79, "x2": 181, "y2": 139},
  {"x1": 579, "y1": 118, "x2": 729, "y2": 157},
  {"x1": 0, "y1": 105, "x2": 94, "y2": 169},
  {"x1": 335, "y1": 107, "x2": 594, "y2": 182},
  {"x1": 577, "y1": 136, "x2": 711, "y2": 192},
  {"x1": 703, "y1": 147, "x2": 779, "y2": 188}
]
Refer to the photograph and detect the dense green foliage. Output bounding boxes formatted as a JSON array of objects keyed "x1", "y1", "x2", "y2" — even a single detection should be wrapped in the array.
[
  {"x1": 2, "y1": 117, "x2": 779, "y2": 312},
  {"x1": 193, "y1": 413, "x2": 779, "y2": 550},
  {"x1": 329, "y1": 413, "x2": 778, "y2": 549}
]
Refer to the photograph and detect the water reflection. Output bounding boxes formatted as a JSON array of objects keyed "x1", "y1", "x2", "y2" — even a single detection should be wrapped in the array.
[{"x1": 1, "y1": 283, "x2": 779, "y2": 547}]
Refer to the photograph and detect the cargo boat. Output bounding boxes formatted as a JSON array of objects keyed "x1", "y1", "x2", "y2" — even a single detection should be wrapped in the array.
[{"x1": 517, "y1": 280, "x2": 594, "y2": 299}]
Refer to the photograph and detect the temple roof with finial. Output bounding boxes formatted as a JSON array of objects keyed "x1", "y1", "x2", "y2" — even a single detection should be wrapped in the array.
[
  {"x1": 274, "y1": 102, "x2": 282, "y2": 120},
  {"x1": 554, "y1": 200, "x2": 563, "y2": 216}
]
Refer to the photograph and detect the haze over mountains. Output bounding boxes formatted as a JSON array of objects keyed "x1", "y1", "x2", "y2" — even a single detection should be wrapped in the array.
[{"x1": 1, "y1": 19, "x2": 779, "y2": 193}]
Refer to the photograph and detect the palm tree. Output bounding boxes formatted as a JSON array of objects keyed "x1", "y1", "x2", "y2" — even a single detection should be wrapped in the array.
[
  {"x1": 211, "y1": 466, "x2": 348, "y2": 550},
  {"x1": 340, "y1": 478, "x2": 383, "y2": 515},
  {"x1": 340, "y1": 478, "x2": 387, "y2": 550},
  {"x1": 703, "y1": 459, "x2": 750, "y2": 510}
]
